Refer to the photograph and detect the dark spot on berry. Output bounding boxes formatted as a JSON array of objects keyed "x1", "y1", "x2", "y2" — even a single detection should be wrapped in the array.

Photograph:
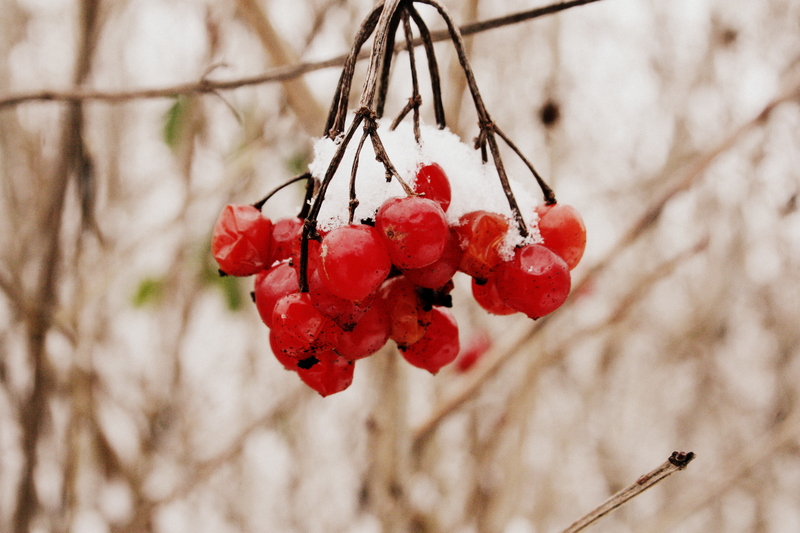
[
  {"x1": 540, "y1": 100, "x2": 560, "y2": 127},
  {"x1": 298, "y1": 356, "x2": 319, "y2": 369},
  {"x1": 474, "y1": 277, "x2": 488, "y2": 286}
]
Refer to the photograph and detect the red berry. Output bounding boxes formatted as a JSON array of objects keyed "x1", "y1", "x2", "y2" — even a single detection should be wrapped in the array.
[
  {"x1": 535, "y1": 203, "x2": 586, "y2": 270},
  {"x1": 402, "y1": 228, "x2": 463, "y2": 289},
  {"x1": 471, "y1": 275, "x2": 517, "y2": 316},
  {"x1": 455, "y1": 330, "x2": 492, "y2": 373},
  {"x1": 376, "y1": 197, "x2": 449, "y2": 270},
  {"x1": 270, "y1": 217, "x2": 303, "y2": 264},
  {"x1": 254, "y1": 262, "x2": 299, "y2": 328},
  {"x1": 455, "y1": 211, "x2": 510, "y2": 280},
  {"x1": 309, "y1": 267, "x2": 375, "y2": 331},
  {"x1": 493, "y1": 244, "x2": 571, "y2": 319},
  {"x1": 379, "y1": 276, "x2": 432, "y2": 347},
  {"x1": 296, "y1": 350, "x2": 355, "y2": 397},
  {"x1": 413, "y1": 163, "x2": 451, "y2": 212},
  {"x1": 320, "y1": 224, "x2": 392, "y2": 302},
  {"x1": 290, "y1": 235, "x2": 323, "y2": 276},
  {"x1": 270, "y1": 292, "x2": 340, "y2": 357},
  {"x1": 211, "y1": 204, "x2": 273, "y2": 276},
  {"x1": 336, "y1": 298, "x2": 391, "y2": 361},
  {"x1": 399, "y1": 307, "x2": 460, "y2": 374}
]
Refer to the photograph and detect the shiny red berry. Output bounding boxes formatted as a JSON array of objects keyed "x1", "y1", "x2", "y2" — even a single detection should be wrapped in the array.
[
  {"x1": 270, "y1": 217, "x2": 303, "y2": 264},
  {"x1": 336, "y1": 298, "x2": 391, "y2": 361},
  {"x1": 493, "y1": 244, "x2": 571, "y2": 319},
  {"x1": 399, "y1": 307, "x2": 460, "y2": 374},
  {"x1": 413, "y1": 163, "x2": 451, "y2": 212},
  {"x1": 376, "y1": 197, "x2": 449, "y2": 270},
  {"x1": 211, "y1": 204, "x2": 273, "y2": 276},
  {"x1": 402, "y1": 228, "x2": 463, "y2": 289},
  {"x1": 379, "y1": 276, "x2": 432, "y2": 347},
  {"x1": 270, "y1": 292, "x2": 340, "y2": 357},
  {"x1": 319, "y1": 224, "x2": 392, "y2": 302},
  {"x1": 296, "y1": 350, "x2": 355, "y2": 397},
  {"x1": 309, "y1": 267, "x2": 375, "y2": 331},
  {"x1": 471, "y1": 275, "x2": 517, "y2": 316},
  {"x1": 535, "y1": 203, "x2": 586, "y2": 270},
  {"x1": 254, "y1": 262, "x2": 299, "y2": 328}
]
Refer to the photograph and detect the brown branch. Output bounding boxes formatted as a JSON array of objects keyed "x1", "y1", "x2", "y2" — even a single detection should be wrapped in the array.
[
  {"x1": 235, "y1": 0, "x2": 326, "y2": 135},
  {"x1": 13, "y1": 1, "x2": 100, "y2": 531},
  {"x1": 0, "y1": 0, "x2": 605, "y2": 110},
  {"x1": 560, "y1": 452, "x2": 695, "y2": 533}
]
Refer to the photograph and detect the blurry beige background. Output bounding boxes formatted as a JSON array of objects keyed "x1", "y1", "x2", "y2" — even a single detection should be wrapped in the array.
[{"x1": 1, "y1": 0, "x2": 800, "y2": 532}]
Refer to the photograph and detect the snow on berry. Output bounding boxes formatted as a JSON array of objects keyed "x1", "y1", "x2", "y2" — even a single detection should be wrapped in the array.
[{"x1": 308, "y1": 119, "x2": 542, "y2": 244}]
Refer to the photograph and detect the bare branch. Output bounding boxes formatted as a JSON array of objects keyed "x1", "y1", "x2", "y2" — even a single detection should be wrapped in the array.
[
  {"x1": 560, "y1": 452, "x2": 696, "y2": 533},
  {"x1": 0, "y1": 0, "x2": 605, "y2": 109}
]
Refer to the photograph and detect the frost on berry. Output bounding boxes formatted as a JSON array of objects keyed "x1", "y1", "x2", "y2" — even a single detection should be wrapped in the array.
[
  {"x1": 319, "y1": 224, "x2": 392, "y2": 302},
  {"x1": 494, "y1": 244, "x2": 571, "y2": 319},
  {"x1": 376, "y1": 196, "x2": 449, "y2": 270},
  {"x1": 211, "y1": 204, "x2": 273, "y2": 276},
  {"x1": 399, "y1": 307, "x2": 460, "y2": 374}
]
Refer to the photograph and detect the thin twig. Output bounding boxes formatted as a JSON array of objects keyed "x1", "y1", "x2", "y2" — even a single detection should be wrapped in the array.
[
  {"x1": 0, "y1": 0, "x2": 605, "y2": 110},
  {"x1": 560, "y1": 452, "x2": 695, "y2": 533},
  {"x1": 252, "y1": 172, "x2": 312, "y2": 211}
]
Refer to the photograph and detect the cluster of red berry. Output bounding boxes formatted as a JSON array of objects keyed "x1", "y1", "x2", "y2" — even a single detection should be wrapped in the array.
[{"x1": 211, "y1": 164, "x2": 586, "y2": 396}]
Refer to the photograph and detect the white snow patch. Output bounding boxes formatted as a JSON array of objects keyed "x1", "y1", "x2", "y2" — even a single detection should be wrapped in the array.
[{"x1": 308, "y1": 118, "x2": 543, "y2": 252}]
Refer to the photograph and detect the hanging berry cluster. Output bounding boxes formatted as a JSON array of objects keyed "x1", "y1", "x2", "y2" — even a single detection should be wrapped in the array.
[{"x1": 211, "y1": 0, "x2": 586, "y2": 396}]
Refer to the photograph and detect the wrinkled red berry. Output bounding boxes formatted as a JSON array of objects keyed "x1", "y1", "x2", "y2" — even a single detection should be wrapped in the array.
[
  {"x1": 455, "y1": 210, "x2": 509, "y2": 280},
  {"x1": 399, "y1": 307, "x2": 460, "y2": 374},
  {"x1": 413, "y1": 163, "x2": 452, "y2": 212},
  {"x1": 211, "y1": 204, "x2": 273, "y2": 276}
]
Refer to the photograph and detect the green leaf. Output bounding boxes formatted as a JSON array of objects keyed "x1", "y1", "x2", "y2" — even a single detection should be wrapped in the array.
[
  {"x1": 132, "y1": 277, "x2": 165, "y2": 307},
  {"x1": 163, "y1": 95, "x2": 189, "y2": 149}
]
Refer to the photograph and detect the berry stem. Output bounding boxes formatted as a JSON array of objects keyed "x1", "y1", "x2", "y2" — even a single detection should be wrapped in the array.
[
  {"x1": 374, "y1": 7, "x2": 403, "y2": 120},
  {"x1": 494, "y1": 125, "x2": 557, "y2": 205},
  {"x1": 300, "y1": 110, "x2": 367, "y2": 292},
  {"x1": 348, "y1": 129, "x2": 370, "y2": 224},
  {"x1": 414, "y1": 0, "x2": 531, "y2": 237},
  {"x1": 252, "y1": 172, "x2": 314, "y2": 211},
  {"x1": 325, "y1": 6, "x2": 382, "y2": 138},
  {"x1": 407, "y1": 5, "x2": 446, "y2": 129},
  {"x1": 402, "y1": 9, "x2": 422, "y2": 144}
]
